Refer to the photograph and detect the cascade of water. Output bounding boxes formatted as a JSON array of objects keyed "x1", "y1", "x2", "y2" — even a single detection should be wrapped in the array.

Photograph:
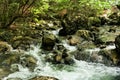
[
  {"x1": 3, "y1": 44, "x2": 120, "y2": 80},
  {"x1": 3, "y1": 29, "x2": 120, "y2": 80}
]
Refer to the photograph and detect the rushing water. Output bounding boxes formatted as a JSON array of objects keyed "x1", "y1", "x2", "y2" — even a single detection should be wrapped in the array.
[
  {"x1": 3, "y1": 44, "x2": 120, "y2": 80},
  {"x1": 3, "y1": 29, "x2": 120, "y2": 80}
]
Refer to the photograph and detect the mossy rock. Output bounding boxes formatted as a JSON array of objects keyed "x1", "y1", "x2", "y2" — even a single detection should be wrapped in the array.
[
  {"x1": 0, "y1": 67, "x2": 12, "y2": 79},
  {"x1": 0, "y1": 54, "x2": 21, "y2": 67},
  {"x1": 20, "y1": 54, "x2": 37, "y2": 70},
  {"x1": 11, "y1": 36, "x2": 37, "y2": 50},
  {"x1": 68, "y1": 35, "x2": 80, "y2": 46},
  {"x1": 75, "y1": 30, "x2": 93, "y2": 40},
  {"x1": 0, "y1": 41, "x2": 12, "y2": 53},
  {"x1": 77, "y1": 41, "x2": 96, "y2": 50},
  {"x1": 41, "y1": 32, "x2": 56, "y2": 50}
]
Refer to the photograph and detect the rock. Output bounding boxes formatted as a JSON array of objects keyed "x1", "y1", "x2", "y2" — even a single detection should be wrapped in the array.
[
  {"x1": 11, "y1": 36, "x2": 36, "y2": 51},
  {"x1": 74, "y1": 47, "x2": 119, "y2": 66},
  {"x1": 98, "y1": 49, "x2": 118, "y2": 66},
  {"x1": 41, "y1": 32, "x2": 57, "y2": 51},
  {"x1": 58, "y1": 20, "x2": 77, "y2": 36},
  {"x1": 75, "y1": 30, "x2": 93, "y2": 40},
  {"x1": 90, "y1": 52, "x2": 103, "y2": 63},
  {"x1": 55, "y1": 44, "x2": 65, "y2": 52},
  {"x1": 97, "y1": 26, "x2": 119, "y2": 45},
  {"x1": 0, "y1": 41, "x2": 12, "y2": 54},
  {"x1": 0, "y1": 54, "x2": 20, "y2": 67},
  {"x1": 77, "y1": 41, "x2": 96, "y2": 51},
  {"x1": 0, "y1": 68, "x2": 12, "y2": 79},
  {"x1": 74, "y1": 50, "x2": 90, "y2": 61},
  {"x1": 46, "y1": 49, "x2": 74, "y2": 65},
  {"x1": 115, "y1": 34, "x2": 120, "y2": 54},
  {"x1": 67, "y1": 35, "x2": 80, "y2": 46},
  {"x1": 20, "y1": 54, "x2": 37, "y2": 70},
  {"x1": 30, "y1": 76, "x2": 59, "y2": 80},
  {"x1": 64, "y1": 56, "x2": 74, "y2": 65}
]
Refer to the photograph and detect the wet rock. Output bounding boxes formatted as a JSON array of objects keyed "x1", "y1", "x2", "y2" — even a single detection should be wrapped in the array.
[
  {"x1": 41, "y1": 32, "x2": 57, "y2": 51},
  {"x1": 75, "y1": 30, "x2": 93, "y2": 40},
  {"x1": 20, "y1": 54, "x2": 37, "y2": 70},
  {"x1": 0, "y1": 54, "x2": 20, "y2": 67},
  {"x1": 67, "y1": 35, "x2": 80, "y2": 46},
  {"x1": 30, "y1": 76, "x2": 59, "y2": 80},
  {"x1": 74, "y1": 47, "x2": 119, "y2": 66},
  {"x1": 46, "y1": 49, "x2": 74, "y2": 65},
  {"x1": 74, "y1": 50, "x2": 90, "y2": 61},
  {"x1": 0, "y1": 68, "x2": 12, "y2": 79},
  {"x1": 98, "y1": 49, "x2": 117, "y2": 66},
  {"x1": 90, "y1": 52, "x2": 103, "y2": 63},
  {"x1": 77, "y1": 41, "x2": 96, "y2": 50},
  {"x1": 0, "y1": 41, "x2": 12, "y2": 54},
  {"x1": 115, "y1": 34, "x2": 120, "y2": 54},
  {"x1": 97, "y1": 26, "x2": 119, "y2": 45},
  {"x1": 11, "y1": 36, "x2": 36, "y2": 51},
  {"x1": 55, "y1": 44, "x2": 65, "y2": 52}
]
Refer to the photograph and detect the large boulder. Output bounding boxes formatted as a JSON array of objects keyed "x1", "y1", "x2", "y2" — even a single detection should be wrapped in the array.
[
  {"x1": 41, "y1": 32, "x2": 57, "y2": 51},
  {"x1": 58, "y1": 20, "x2": 77, "y2": 36}
]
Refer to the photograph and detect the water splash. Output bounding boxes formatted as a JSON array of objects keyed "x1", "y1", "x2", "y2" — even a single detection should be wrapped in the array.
[
  {"x1": 3, "y1": 45, "x2": 120, "y2": 80},
  {"x1": 62, "y1": 40, "x2": 77, "y2": 52}
]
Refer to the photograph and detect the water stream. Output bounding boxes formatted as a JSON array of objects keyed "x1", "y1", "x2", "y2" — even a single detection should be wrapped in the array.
[
  {"x1": 2, "y1": 44, "x2": 120, "y2": 80},
  {"x1": 3, "y1": 29, "x2": 120, "y2": 80}
]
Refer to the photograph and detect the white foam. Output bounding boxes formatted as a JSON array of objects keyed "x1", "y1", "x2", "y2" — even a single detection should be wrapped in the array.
[
  {"x1": 3, "y1": 45, "x2": 120, "y2": 80},
  {"x1": 62, "y1": 40, "x2": 77, "y2": 52}
]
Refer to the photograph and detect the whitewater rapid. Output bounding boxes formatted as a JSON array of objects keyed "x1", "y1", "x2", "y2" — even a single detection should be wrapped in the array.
[{"x1": 3, "y1": 44, "x2": 120, "y2": 80}]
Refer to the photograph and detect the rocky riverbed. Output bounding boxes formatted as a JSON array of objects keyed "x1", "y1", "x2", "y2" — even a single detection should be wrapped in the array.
[{"x1": 1, "y1": 6, "x2": 120, "y2": 80}]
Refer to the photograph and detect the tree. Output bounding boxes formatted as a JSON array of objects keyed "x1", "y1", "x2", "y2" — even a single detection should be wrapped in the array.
[{"x1": 0, "y1": 0, "x2": 38, "y2": 29}]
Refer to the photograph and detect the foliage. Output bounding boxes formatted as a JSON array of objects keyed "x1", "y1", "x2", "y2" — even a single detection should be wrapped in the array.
[
  {"x1": 0, "y1": 0, "x2": 118, "y2": 28},
  {"x1": 30, "y1": 0, "x2": 115, "y2": 21},
  {"x1": 0, "y1": 0, "x2": 38, "y2": 28}
]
